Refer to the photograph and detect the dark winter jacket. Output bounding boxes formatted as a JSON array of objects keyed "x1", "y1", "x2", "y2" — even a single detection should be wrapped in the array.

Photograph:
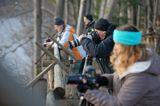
[
  {"x1": 84, "y1": 50, "x2": 160, "y2": 106},
  {"x1": 81, "y1": 35, "x2": 114, "y2": 59},
  {"x1": 82, "y1": 21, "x2": 95, "y2": 34}
]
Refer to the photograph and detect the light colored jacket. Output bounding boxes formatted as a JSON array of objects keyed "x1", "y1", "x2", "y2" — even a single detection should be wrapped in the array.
[
  {"x1": 85, "y1": 50, "x2": 160, "y2": 106},
  {"x1": 54, "y1": 25, "x2": 86, "y2": 61}
]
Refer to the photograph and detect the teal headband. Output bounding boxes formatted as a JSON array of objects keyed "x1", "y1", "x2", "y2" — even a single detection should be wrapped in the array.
[{"x1": 113, "y1": 30, "x2": 142, "y2": 45}]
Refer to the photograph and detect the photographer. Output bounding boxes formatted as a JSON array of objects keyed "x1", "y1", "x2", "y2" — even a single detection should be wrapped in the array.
[
  {"x1": 45, "y1": 17, "x2": 86, "y2": 74},
  {"x1": 77, "y1": 18, "x2": 116, "y2": 73},
  {"x1": 44, "y1": 17, "x2": 86, "y2": 99},
  {"x1": 84, "y1": 24, "x2": 160, "y2": 106},
  {"x1": 82, "y1": 14, "x2": 95, "y2": 34}
]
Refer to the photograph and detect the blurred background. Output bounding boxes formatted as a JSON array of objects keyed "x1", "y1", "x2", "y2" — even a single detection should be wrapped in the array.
[{"x1": 0, "y1": 0, "x2": 160, "y2": 88}]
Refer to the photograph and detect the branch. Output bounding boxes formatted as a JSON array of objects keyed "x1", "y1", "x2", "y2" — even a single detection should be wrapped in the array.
[
  {"x1": 41, "y1": 7, "x2": 54, "y2": 17},
  {"x1": 36, "y1": 42, "x2": 68, "y2": 70},
  {"x1": 0, "y1": 35, "x2": 33, "y2": 58},
  {"x1": 26, "y1": 62, "x2": 55, "y2": 88}
]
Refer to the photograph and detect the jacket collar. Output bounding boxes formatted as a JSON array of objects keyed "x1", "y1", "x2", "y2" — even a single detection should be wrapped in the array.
[{"x1": 119, "y1": 60, "x2": 151, "y2": 79}]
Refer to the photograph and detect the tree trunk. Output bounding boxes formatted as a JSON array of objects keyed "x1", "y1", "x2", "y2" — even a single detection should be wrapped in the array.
[
  {"x1": 55, "y1": 0, "x2": 65, "y2": 17},
  {"x1": 144, "y1": 5, "x2": 148, "y2": 29},
  {"x1": 33, "y1": 0, "x2": 42, "y2": 75},
  {"x1": 104, "y1": 0, "x2": 118, "y2": 21},
  {"x1": 119, "y1": 1, "x2": 126, "y2": 25},
  {"x1": 127, "y1": 2, "x2": 134, "y2": 24},
  {"x1": 146, "y1": 0, "x2": 153, "y2": 28},
  {"x1": 53, "y1": 44, "x2": 65, "y2": 99},
  {"x1": 85, "y1": 0, "x2": 91, "y2": 15},
  {"x1": 76, "y1": 0, "x2": 86, "y2": 36},
  {"x1": 64, "y1": 0, "x2": 69, "y2": 23},
  {"x1": 137, "y1": 5, "x2": 141, "y2": 28},
  {"x1": 133, "y1": 6, "x2": 137, "y2": 26},
  {"x1": 70, "y1": 0, "x2": 80, "y2": 25},
  {"x1": 99, "y1": 0, "x2": 107, "y2": 18},
  {"x1": 153, "y1": 0, "x2": 158, "y2": 27}
]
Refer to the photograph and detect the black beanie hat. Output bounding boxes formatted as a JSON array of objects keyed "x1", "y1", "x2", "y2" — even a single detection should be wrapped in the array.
[
  {"x1": 84, "y1": 14, "x2": 93, "y2": 21},
  {"x1": 94, "y1": 18, "x2": 110, "y2": 31},
  {"x1": 54, "y1": 16, "x2": 64, "y2": 25}
]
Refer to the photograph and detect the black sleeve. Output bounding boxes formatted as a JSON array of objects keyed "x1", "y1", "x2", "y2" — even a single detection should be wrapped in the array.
[{"x1": 81, "y1": 35, "x2": 114, "y2": 58}]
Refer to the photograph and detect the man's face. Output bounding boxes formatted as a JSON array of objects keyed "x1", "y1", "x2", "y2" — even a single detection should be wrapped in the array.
[
  {"x1": 54, "y1": 24, "x2": 63, "y2": 33},
  {"x1": 95, "y1": 29, "x2": 106, "y2": 40}
]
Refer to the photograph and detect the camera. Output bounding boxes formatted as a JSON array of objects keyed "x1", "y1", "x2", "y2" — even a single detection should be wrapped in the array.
[
  {"x1": 67, "y1": 66, "x2": 108, "y2": 93},
  {"x1": 68, "y1": 30, "x2": 101, "y2": 49},
  {"x1": 43, "y1": 38, "x2": 52, "y2": 47},
  {"x1": 88, "y1": 30, "x2": 101, "y2": 44}
]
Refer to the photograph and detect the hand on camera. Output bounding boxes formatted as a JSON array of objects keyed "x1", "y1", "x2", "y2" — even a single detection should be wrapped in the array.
[
  {"x1": 95, "y1": 75, "x2": 108, "y2": 87},
  {"x1": 43, "y1": 38, "x2": 53, "y2": 48},
  {"x1": 76, "y1": 34, "x2": 86, "y2": 42},
  {"x1": 77, "y1": 84, "x2": 89, "y2": 93}
]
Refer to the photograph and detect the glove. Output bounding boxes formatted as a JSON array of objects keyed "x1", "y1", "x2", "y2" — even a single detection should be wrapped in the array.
[
  {"x1": 77, "y1": 84, "x2": 89, "y2": 93},
  {"x1": 96, "y1": 75, "x2": 108, "y2": 87}
]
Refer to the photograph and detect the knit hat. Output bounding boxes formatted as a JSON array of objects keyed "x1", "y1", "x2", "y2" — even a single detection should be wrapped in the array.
[
  {"x1": 54, "y1": 16, "x2": 64, "y2": 25},
  {"x1": 94, "y1": 18, "x2": 110, "y2": 31},
  {"x1": 84, "y1": 14, "x2": 93, "y2": 21}
]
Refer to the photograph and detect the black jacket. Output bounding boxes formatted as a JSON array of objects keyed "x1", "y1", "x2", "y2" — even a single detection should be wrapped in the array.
[
  {"x1": 81, "y1": 35, "x2": 114, "y2": 73},
  {"x1": 81, "y1": 35, "x2": 114, "y2": 59}
]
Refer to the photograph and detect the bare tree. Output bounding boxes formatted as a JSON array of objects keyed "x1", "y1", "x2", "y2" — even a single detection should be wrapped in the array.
[
  {"x1": 76, "y1": 0, "x2": 86, "y2": 36},
  {"x1": 64, "y1": 0, "x2": 69, "y2": 23},
  {"x1": 85, "y1": 0, "x2": 91, "y2": 15},
  {"x1": 119, "y1": 0, "x2": 127, "y2": 25},
  {"x1": 153, "y1": 0, "x2": 158, "y2": 27},
  {"x1": 127, "y1": 1, "x2": 134, "y2": 24},
  {"x1": 55, "y1": 0, "x2": 65, "y2": 17},
  {"x1": 146, "y1": 0, "x2": 153, "y2": 28},
  {"x1": 99, "y1": 0, "x2": 107, "y2": 18},
  {"x1": 104, "y1": 0, "x2": 118, "y2": 21},
  {"x1": 137, "y1": 5, "x2": 141, "y2": 28},
  {"x1": 33, "y1": 0, "x2": 42, "y2": 75}
]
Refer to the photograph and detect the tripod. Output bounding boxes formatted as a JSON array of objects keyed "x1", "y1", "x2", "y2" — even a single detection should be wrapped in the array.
[{"x1": 77, "y1": 55, "x2": 113, "y2": 106}]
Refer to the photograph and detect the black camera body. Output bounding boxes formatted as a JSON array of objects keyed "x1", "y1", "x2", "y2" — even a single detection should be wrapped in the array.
[
  {"x1": 67, "y1": 66, "x2": 108, "y2": 93},
  {"x1": 87, "y1": 30, "x2": 101, "y2": 44},
  {"x1": 67, "y1": 74, "x2": 98, "y2": 89}
]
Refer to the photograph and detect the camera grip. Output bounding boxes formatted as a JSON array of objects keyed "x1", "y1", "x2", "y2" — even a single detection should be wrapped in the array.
[{"x1": 96, "y1": 76, "x2": 108, "y2": 87}]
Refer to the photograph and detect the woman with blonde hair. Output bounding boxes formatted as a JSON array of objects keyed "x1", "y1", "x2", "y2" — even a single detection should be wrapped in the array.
[{"x1": 84, "y1": 24, "x2": 160, "y2": 106}]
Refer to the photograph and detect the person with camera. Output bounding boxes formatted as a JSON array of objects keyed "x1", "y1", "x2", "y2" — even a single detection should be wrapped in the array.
[
  {"x1": 44, "y1": 17, "x2": 87, "y2": 99},
  {"x1": 77, "y1": 18, "x2": 116, "y2": 73},
  {"x1": 83, "y1": 24, "x2": 160, "y2": 106},
  {"x1": 45, "y1": 16, "x2": 86, "y2": 74},
  {"x1": 82, "y1": 14, "x2": 95, "y2": 34}
]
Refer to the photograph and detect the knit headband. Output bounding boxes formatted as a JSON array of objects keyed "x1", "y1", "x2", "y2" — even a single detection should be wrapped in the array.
[{"x1": 113, "y1": 30, "x2": 142, "y2": 45}]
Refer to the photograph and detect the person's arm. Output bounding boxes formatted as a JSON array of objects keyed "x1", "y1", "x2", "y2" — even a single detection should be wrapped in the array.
[
  {"x1": 84, "y1": 74, "x2": 149, "y2": 106},
  {"x1": 81, "y1": 35, "x2": 114, "y2": 58},
  {"x1": 59, "y1": 31, "x2": 70, "y2": 48}
]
